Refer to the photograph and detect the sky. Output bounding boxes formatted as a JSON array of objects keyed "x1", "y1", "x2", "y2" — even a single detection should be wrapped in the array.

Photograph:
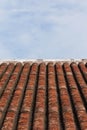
[{"x1": 0, "y1": 0, "x2": 87, "y2": 60}]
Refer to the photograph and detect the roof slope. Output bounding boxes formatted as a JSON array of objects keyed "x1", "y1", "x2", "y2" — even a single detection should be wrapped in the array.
[{"x1": 0, "y1": 61, "x2": 87, "y2": 130}]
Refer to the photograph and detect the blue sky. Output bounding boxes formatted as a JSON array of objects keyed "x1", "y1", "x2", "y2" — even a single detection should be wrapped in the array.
[{"x1": 0, "y1": 0, "x2": 87, "y2": 59}]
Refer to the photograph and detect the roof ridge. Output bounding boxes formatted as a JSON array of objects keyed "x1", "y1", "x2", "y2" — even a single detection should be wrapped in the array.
[{"x1": 0, "y1": 59, "x2": 87, "y2": 65}]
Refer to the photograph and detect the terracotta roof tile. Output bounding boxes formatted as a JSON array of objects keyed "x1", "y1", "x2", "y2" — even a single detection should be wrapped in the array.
[{"x1": 0, "y1": 60, "x2": 87, "y2": 129}]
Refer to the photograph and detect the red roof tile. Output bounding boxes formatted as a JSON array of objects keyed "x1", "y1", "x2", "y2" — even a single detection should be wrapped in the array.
[{"x1": 0, "y1": 61, "x2": 87, "y2": 129}]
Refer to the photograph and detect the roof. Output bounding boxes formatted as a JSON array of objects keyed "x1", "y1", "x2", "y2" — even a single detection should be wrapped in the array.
[{"x1": 0, "y1": 60, "x2": 87, "y2": 130}]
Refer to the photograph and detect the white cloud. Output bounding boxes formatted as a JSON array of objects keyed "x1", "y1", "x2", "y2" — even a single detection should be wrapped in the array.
[{"x1": 0, "y1": 0, "x2": 87, "y2": 59}]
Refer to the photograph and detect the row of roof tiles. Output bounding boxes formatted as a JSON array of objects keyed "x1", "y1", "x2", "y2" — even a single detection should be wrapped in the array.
[{"x1": 0, "y1": 61, "x2": 87, "y2": 130}]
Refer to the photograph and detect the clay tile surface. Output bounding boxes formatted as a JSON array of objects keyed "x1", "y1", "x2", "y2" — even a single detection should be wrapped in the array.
[{"x1": 0, "y1": 60, "x2": 87, "y2": 130}]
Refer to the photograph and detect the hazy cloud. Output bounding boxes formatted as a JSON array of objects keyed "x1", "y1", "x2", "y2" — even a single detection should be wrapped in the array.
[{"x1": 0, "y1": 0, "x2": 87, "y2": 59}]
